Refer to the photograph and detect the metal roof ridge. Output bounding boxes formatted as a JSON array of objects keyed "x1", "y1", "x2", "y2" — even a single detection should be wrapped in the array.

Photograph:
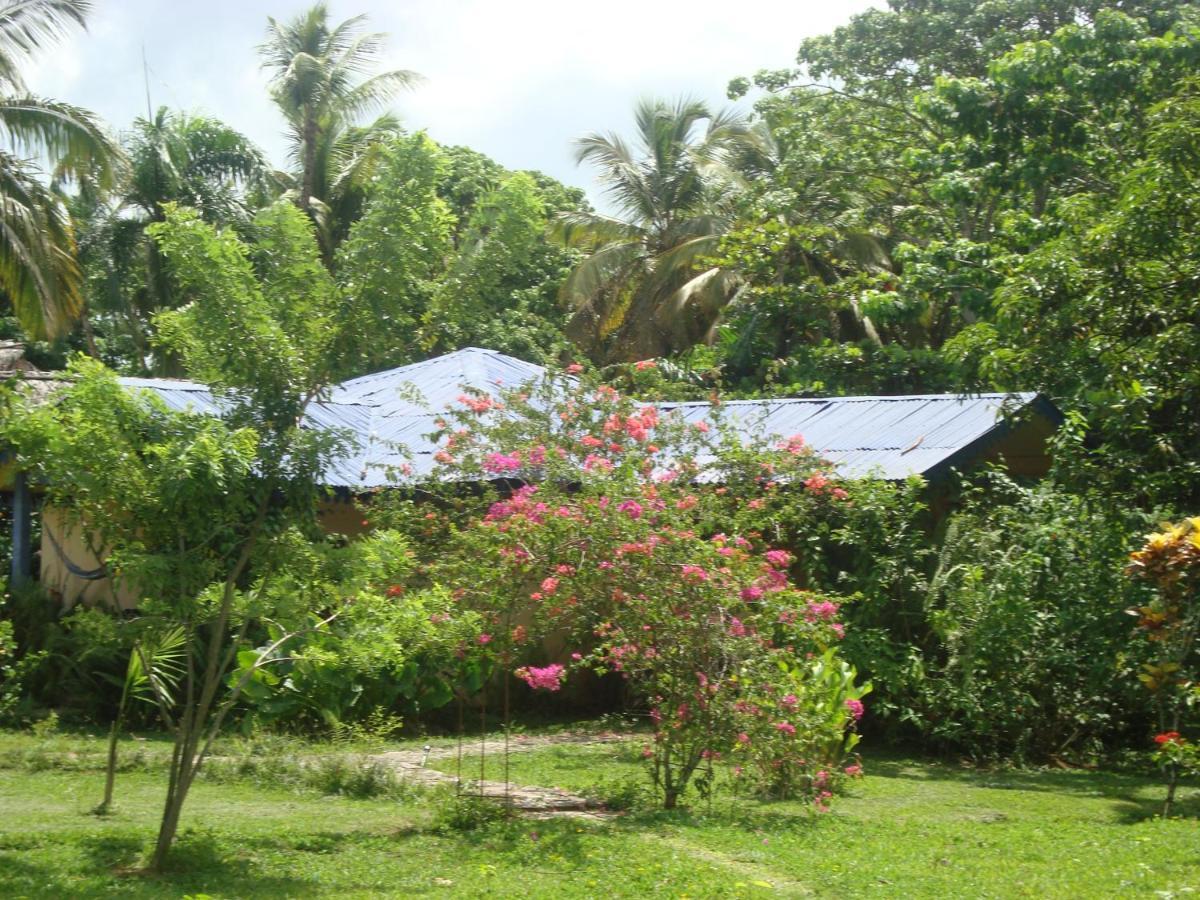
[{"x1": 655, "y1": 391, "x2": 1036, "y2": 408}]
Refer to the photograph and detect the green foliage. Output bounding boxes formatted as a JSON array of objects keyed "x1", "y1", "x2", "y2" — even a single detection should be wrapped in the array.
[
  {"x1": 334, "y1": 134, "x2": 454, "y2": 375},
  {"x1": 430, "y1": 172, "x2": 577, "y2": 364},
  {"x1": 914, "y1": 475, "x2": 1156, "y2": 760}
]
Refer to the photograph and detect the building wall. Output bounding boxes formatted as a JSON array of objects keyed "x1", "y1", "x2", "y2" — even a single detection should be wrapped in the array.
[
  {"x1": 39, "y1": 507, "x2": 139, "y2": 611},
  {"x1": 42, "y1": 498, "x2": 370, "y2": 611}
]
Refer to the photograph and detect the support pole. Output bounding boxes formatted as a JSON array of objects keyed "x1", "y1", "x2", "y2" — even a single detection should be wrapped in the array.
[{"x1": 10, "y1": 471, "x2": 31, "y2": 588}]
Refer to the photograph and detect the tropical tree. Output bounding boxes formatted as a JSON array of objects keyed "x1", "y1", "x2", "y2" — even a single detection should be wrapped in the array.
[
  {"x1": 74, "y1": 107, "x2": 269, "y2": 370},
  {"x1": 557, "y1": 97, "x2": 751, "y2": 363},
  {"x1": 0, "y1": 0, "x2": 121, "y2": 340},
  {"x1": 259, "y1": 2, "x2": 420, "y2": 257}
]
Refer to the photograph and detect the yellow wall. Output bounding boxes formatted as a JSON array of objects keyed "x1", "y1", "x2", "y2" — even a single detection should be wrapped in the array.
[
  {"x1": 42, "y1": 498, "x2": 369, "y2": 611},
  {"x1": 40, "y1": 507, "x2": 139, "y2": 611}
]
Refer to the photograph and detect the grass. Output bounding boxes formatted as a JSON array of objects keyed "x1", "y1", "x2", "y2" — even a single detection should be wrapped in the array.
[{"x1": 0, "y1": 726, "x2": 1198, "y2": 898}]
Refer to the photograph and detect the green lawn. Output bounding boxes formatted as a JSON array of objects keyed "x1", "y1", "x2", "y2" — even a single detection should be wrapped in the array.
[{"x1": 0, "y1": 727, "x2": 1197, "y2": 898}]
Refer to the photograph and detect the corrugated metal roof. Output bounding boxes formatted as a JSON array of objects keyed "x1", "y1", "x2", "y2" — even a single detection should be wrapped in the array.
[{"x1": 117, "y1": 348, "x2": 1054, "y2": 490}]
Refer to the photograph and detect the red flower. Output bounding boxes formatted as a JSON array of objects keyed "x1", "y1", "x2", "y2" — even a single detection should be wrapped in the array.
[{"x1": 1155, "y1": 731, "x2": 1183, "y2": 745}]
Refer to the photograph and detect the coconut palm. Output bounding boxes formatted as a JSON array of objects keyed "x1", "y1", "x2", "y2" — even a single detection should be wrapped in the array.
[
  {"x1": 73, "y1": 107, "x2": 269, "y2": 369},
  {"x1": 259, "y1": 3, "x2": 419, "y2": 255},
  {"x1": 557, "y1": 97, "x2": 753, "y2": 363},
  {"x1": 0, "y1": 0, "x2": 121, "y2": 340}
]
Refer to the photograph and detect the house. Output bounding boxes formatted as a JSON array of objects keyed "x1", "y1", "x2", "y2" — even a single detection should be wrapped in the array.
[{"x1": 3, "y1": 347, "x2": 1062, "y2": 608}]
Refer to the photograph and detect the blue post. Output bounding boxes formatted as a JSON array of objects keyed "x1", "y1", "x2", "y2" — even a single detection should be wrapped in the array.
[{"x1": 10, "y1": 471, "x2": 31, "y2": 587}]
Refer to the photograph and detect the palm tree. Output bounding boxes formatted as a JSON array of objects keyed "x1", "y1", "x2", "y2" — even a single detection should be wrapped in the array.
[
  {"x1": 259, "y1": 3, "x2": 420, "y2": 256},
  {"x1": 73, "y1": 107, "x2": 269, "y2": 370},
  {"x1": 0, "y1": 0, "x2": 121, "y2": 340},
  {"x1": 557, "y1": 98, "x2": 752, "y2": 363}
]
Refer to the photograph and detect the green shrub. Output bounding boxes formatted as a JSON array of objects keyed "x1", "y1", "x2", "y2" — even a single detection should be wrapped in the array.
[
  {"x1": 914, "y1": 474, "x2": 1157, "y2": 760},
  {"x1": 431, "y1": 791, "x2": 514, "y2": 832}
]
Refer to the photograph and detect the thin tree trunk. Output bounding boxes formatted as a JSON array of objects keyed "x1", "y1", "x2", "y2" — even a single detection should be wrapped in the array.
[{"x1": 100, "y1": 719, "x2": 119, "y2": 812}]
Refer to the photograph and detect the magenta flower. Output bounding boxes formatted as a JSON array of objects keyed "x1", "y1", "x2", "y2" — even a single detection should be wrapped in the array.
[
  {"x1": 515, "y1": 664, "x2": 565, "y2": 691},
  {"x1": 477, "y1": 633, "x2": 492, "y2": 645},
  {"x1": 844, "y1": 698, "x2": 865, "y2": 720},
  {"x1": 540, "y1": 576, "x2": 560, "y2": 595},
  {"x1": 740, "y1": 586, "x2": 764, "y2": 602},
  {"x1": 483, "y1": 452, "x2": 522, "y2": 473},
  {"x1": 764, "y1": 549, "x2": 792, "y2": 568},
  {"x1": 617, "y1": 499, "x2": 643, "y2": 519},
  {"x1": 774, "y1": 721, "x2": 797, "y2": 736}
]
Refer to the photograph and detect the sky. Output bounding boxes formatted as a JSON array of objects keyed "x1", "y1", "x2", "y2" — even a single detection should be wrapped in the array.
[{"x1": 27, "y1": 0, "x2": 877, "y2": 203}]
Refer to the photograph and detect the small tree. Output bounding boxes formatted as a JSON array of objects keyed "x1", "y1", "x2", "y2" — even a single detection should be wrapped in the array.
[
  {"x1": 1127, "y1": 516, "x2": 1200, "y2": 816},
  {"x1": 6, "y1": 201, "x2": 349, "y2": 870},
  {"x1": 421, "y1": 368, "x2": 869, "y2": 809}
]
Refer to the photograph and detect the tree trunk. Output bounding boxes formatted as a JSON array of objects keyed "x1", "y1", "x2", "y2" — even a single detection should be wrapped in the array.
[
  {"x1": 99, "y1": 719, "x2": 119, "y2": 812},
  {"x1": 1163, "y1": 764, "x2": 1179, "y2": 817},
  {"x1": 300, "y1": 116, "x2": 319, "y2": 213}
]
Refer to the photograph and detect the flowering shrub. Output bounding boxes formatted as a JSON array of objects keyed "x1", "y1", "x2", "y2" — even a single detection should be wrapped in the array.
[
  {"x1": 1127, "y1": 517, "x2": 1200, "y2": 815},
  {"x1": 421, "y1": 371, "x2": 869, "y2": 809}
]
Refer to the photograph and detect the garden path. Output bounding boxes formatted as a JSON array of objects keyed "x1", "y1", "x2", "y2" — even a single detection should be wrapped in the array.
[{"x1": 369, "y1": 730, "x2": 632, "y2": 816}]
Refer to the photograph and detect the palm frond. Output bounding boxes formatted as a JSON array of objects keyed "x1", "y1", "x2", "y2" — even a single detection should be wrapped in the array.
[
  {"x1": 559, "y1": 239, "x2": 643, "y2": 312},
  {"x1": 0, "y1": 0, "x2": 89, "y2": 88},
  {"x1": 0, "y1": 94, "x2": 122, "y2": 187},
  {"x1": 551, "y1": 209, "x2": 642, "y2": 249},
  {"x1": 0, "y1": 147, "x2": 80, "y2": 337},
  {"x1": 332, "y1": 69, "x2": 422, "y2": 123}
]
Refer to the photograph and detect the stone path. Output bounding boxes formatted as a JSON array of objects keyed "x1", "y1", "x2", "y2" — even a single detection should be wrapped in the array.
[{"x1": 368, "y1": 730, "x2": 632, "y2": 817}]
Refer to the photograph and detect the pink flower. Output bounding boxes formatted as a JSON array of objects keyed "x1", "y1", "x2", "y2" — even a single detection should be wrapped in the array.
[
  {"x1": 781, "y1": 694, "x2": 798, "y2": 709},
  {"x1": 804, "y1": 473, "x2": 830, "y2": 493},
  {"x1": 528, "y1": 445, "x2": 547, "y2": 466},
  {"x1": 541, "y1": 577, "x2": 560, "y2": 595},
  {"x1": 804, "y1": 600, "x2": 840, "y2": 622},
  {"x1": 737, "y1": 732, "x2": 751, "y2": 745},
  {"x1": 566, "y1": 363, "x2": 584, "y2": 374},
  {"x1": 635, "y1": 359, "x2": 657, "y2": 370},
  {"x1": 583, "y1": 454, "x2": 613, "y2": 473},
  {"x1": 570, "y1": 652, "x2": 583, "y2": 661},
  {"x1": 844, "y1": 698, "x2": 865, "y2": 720},
  {"x1": 694, "y1": 421, "x2": 710, "y2": 433},
  {"x1": 483, "y1": 452, "x2": 522, "y2": 473},
  {"x1": 774, "y1": 721, "x2": 796, "y2": 736},
  {"x1": 728, "y1": 617, "x2": 748, "y2": 637},
  {"x1": 516, "y1": 664, "x2": 565, "y2": 691},
  {"x1": 457, "y1": 394, "x2": 498, "y2": 414},
  {"x1": 617, "y1": 499, "x2": 643, "y2": 519},
  {"x1": 764, "y1": 549, "x2": 792, "y2": 568},
  {"x1": 681, "y1": 565, "x2": 709, "y2": 581},
  {"x1": 777, "y1": 434, "x2": 807, "y2": 454},
  {"x1": 477, "y1": 633, "x2": 492, "y2": 645},
  {"x1": 740, "y1": 586, "x2": 764, "y2": 602},
  {"x1": 844, "y1": 764, "x2": 863, "y2": 778}
]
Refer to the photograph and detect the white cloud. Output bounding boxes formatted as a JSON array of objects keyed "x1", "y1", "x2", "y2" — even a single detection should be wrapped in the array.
[{"x1": 21, "y1": 0, "x2": 878, "y2": 199}]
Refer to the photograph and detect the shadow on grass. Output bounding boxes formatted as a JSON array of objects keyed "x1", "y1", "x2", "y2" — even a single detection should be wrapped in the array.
[
  {"x1": 863, "y1": 752, "x2": 1200, "y2": 823},
  {"x1": 0, "y1": 829, "x2": 327, "y2": 899}
]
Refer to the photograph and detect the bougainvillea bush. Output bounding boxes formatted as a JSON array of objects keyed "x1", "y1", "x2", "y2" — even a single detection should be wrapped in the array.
[{"x1": 406, "y1": 369, "x2": 869, "y2": 809}]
